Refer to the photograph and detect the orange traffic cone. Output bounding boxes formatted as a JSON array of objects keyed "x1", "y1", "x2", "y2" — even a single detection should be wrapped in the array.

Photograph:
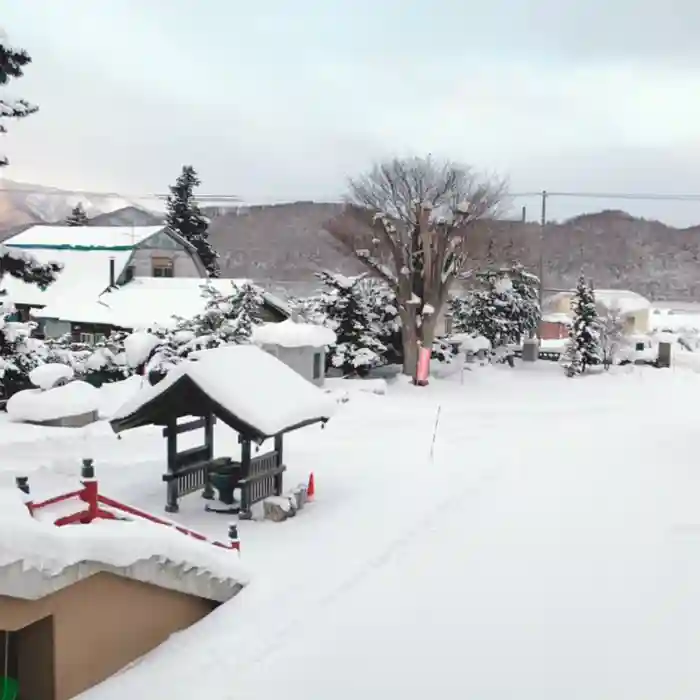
[{"x1": 307, "y1": 472, "x2": 315, "y2": 501}]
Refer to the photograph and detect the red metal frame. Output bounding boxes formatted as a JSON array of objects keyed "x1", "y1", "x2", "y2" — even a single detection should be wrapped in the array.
[{"x1": 28, "y1": 476, "x2": 239, "y2": 552}]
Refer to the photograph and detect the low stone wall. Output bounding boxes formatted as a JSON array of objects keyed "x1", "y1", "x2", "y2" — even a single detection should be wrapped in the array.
[{"x1": 31, "y1": 410, "x2": 100, "y2": 428}]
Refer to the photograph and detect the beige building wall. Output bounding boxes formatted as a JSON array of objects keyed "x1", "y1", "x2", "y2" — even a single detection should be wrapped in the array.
[
  {"x1": 129, "y1": 246, "x2": 204, "y2": 278},
  {"x1": 0, "y1": 571, "x2": 217, "y2": 700},
  {"x1": 547, "y1": 294, "x2": 650, "y2": 335}
]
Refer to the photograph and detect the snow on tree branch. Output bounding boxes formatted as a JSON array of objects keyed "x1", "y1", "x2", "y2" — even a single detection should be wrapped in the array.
[
  {"x1": 0, "y1": 246, "x2": 62, "y2": 288},
  {"x1": 322, "y1": 155, "x2": 506, "y2": 379},
  {"x1": 0, "y1": 30, "x2": 38, "y2": 167}
]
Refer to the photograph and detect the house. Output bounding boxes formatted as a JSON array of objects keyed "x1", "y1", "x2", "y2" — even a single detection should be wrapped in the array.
[
  {"x1": 32, "y1": 277, "x2": 290, "y2": 342},
  {"x1": 0, "y1": 224, "x2": 289, "y2": 342},
  {"x1": 1, "y1": 224, "x2": 206, "y2": 314},
  {"x1": 541, "y1": 289, "x2": 651, "y2": 338},
  {"x1": 0, "y1": 469, "x2": 246, "y2": 700}
]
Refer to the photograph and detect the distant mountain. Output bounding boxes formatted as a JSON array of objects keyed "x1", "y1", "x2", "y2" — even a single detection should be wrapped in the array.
[
  {"x1": 88, "y1": 206, "x2": 163, "y2": 227},
  {"x1": 208, "y1": 204, "x2": 700, "y2": 300},
  {"x1": 2, "y1": 181, "x2": 700, "y2": 300},
  {"x1": 0, "y1": 178, "x2": 163, "y2": 233}
]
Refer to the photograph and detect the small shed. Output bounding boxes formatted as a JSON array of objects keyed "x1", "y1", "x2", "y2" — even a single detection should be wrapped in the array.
[
  {"x1": 251, "y1": 319, "x2": 337, "y2": 387},
  {"x1": 109, "y1": 344, "x2": 335, "y2": 515},
  {"x1": 0, "y1": 486, "x2": 245, "y2": 700}
]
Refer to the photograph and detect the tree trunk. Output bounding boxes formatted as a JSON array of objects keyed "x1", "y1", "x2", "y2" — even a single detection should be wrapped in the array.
[
  {"x1": 401, "y1": 314, "x2": 419, "y2": 376},
  {"x1": 419, "y1": 314, "x2": 438, "y2": 358}
]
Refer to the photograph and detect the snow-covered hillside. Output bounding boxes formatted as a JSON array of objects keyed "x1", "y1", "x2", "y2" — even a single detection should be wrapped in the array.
[{"x1": 0, "y1": 178, "x2": 164, "y2": 227}]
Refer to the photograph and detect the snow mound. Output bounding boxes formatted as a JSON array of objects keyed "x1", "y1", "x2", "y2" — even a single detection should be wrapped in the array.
[
  {"x1": 450, "y1": 333, "x2": 491, "y2": 352},
  {"x1": 325, "y1": 377, "x2": 387, "y2": 396},
  {"x1": 29, "y1": 363, "x2": 74, "y2": 390},
  {"x1": 7, "y1": 380, "x2": 100, "y2": 423},
  {"x1": 252, "y1": 319, "x2": 337, "y2": 348},
  {"x1": 124, "y1": 331, "x2": 161, "y2": 368}
]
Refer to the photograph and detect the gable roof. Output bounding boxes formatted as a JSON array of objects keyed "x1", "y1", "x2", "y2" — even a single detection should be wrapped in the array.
[
  {"x1": 0, "y1": 489, "x2": 247, "y2": 603},
  {"x1": 4, "y1": 224, "x2": 166, "y2": 251},
  {"x1": 110, "y1": 344, "x2": 335, "y2": 441},
  {"x1": 32, "y1": 277, "x2": 291, "y2": 329}
]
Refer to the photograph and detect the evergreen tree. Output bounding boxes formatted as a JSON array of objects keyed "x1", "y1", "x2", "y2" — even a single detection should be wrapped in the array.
[
  {"x1": 315, "y1": 271, "x2": 387, "y2": 376},
  {"x1": 0, "y1": 249, "x2": 61, "y2": 394},
  {"x1": 65, "y1": 203, "x2": 89, "y2": 226},
  {"x1": 358, "y1": 276, "x2": 403, "y2": 365},
  {"x1": 165, "y1": 165, "x2": 220, "y2": 277},
  {"x1": 562, "y1": 276, "x2": 602, "y2": 377},
  {"x1": 177, "y1": 281, "x2": 263, "y2": 351},
  {"x1": 451, "y1": 262, "x2": 540, "y2": 360},
  {"x1": 0, "y1": 30, "x2": 38, "y2": 167}
]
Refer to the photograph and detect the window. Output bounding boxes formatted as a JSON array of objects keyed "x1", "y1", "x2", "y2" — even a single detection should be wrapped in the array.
[
  {"x1": 78, "y1": 332, "x2": 105, "y2": 345},
  {"x1": 312, "y1": 352, "x2": 322, "y2": 380},
  {"x1": 152, "y1": 257, "x2": 174, "y2": 277},
  {"x1": 124, "y1": 265, "x2": 135, "y2": 283}
]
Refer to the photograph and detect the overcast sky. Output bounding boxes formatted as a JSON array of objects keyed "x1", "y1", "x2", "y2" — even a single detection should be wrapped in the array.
[{"x1": 3, "y1": 0, "x2": 700, "y2": 223}]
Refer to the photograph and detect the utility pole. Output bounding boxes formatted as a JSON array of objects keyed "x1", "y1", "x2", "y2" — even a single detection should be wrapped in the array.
[{"x1": 537, "y1": 190, "x2": 548, "y2": 340}]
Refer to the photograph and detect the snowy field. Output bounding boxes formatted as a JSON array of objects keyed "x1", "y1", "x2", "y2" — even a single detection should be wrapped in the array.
[{"x1": 2, "y1": 361, "x2": 700, "y2": 699}]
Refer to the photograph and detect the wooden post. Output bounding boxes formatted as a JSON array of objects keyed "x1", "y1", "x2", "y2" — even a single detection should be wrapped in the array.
[
  {"x1": 202, "y1": 413, "x2": 216, "y2": 500},
  {"x1": 81, "y1": 458, "x2": 99, "y2": 521},
  {"x1": 273, "y1": 433, "x2": 284, "y2": 496},
  {"x1": 239, "y1": 437, "x2": 252, "y2": 518},
  {"x1": 15, "y1": 475, "x2": 33, "y2": 513},
  {"x1": 165, "y1": 419, "x2": 179, "y2": 513}
]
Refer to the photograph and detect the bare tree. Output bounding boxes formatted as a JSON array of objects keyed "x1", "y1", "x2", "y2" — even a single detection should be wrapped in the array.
[
  {"x1": 324, "y1": 156, "x2": 507, "y2": 379},
  {"x1": 598, "y1": 304, "x2": 625, "y2": 370}
]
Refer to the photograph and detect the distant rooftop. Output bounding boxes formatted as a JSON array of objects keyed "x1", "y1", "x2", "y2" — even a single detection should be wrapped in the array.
[{"x1": 4, "y1": 224, "x2": 166, "y2": 251}]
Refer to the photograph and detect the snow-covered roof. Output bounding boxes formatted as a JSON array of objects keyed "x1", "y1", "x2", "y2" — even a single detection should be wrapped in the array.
[
  {"x1": 594, "y1": 289, "x2": 651, "y2": 314},
  {"x1": 32, "y1": 277, "x2": 290, "y2": 329},
  {"x1": 4, "y1": 224, "x2": 165, "y2": 250},
  {"x1": 541, "y1": 312, "x2": 572, "y2": 325},
  {"x1": 0, "y1": 489, "x2": 247, "y2": 603},
  {"x1": 1, "y1": 246, "x2": 132, "y2": 307},
  {"x1": 110, "y1": 344, "x2": 335, "y2": 440},
  {"x1": 252, "y1": 319, "x2": 337, "y2": 348},
  {"x1": 545, "y1": 289, "x2": 650, "y2": 316}
]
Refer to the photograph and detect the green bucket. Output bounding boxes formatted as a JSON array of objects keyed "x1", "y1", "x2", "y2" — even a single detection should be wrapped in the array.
[{"x1": 0, "y1": 676, "x2": 18, "y2": 700}]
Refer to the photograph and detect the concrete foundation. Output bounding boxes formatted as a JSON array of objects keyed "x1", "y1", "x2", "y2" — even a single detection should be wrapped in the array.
[{"x1": 31, "y1": 410, "x2": 100, "y2": 428}]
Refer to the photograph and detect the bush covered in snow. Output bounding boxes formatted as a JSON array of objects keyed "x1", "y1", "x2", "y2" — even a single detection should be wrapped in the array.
[
  {"x1": 450, "y1": 263, "x2": 540, "y2": 364},
  {"x1": 29, "y1": 362, "x2": 74, "y2": 390}
]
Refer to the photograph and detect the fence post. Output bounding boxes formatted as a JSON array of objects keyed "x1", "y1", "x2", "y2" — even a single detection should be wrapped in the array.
[
  {"x1": 201, "y1": 413, "x2": 216, "y2": 500},
  {"x1": 239, "y1": 438, "x2": 252, "y2": 518},
  {"x1": 273, "y1": 433, "x2": 284, "y2": 496}
]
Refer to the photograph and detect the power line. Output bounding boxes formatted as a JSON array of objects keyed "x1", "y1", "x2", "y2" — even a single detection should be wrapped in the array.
[
  {"x1": 2, "y1": 183, "x2": 700, "y2": 203},
  {"x1": 0, "y1": 186, "x2": 240, "y2": 201},
  {"x1": 511, "y1": 191, "x2": 700, "y2": 202}
]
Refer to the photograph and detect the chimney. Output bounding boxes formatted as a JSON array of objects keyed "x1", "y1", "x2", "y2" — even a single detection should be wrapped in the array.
[{"x1": 109, "y1": 257, "x2": 115, "y2": 287}]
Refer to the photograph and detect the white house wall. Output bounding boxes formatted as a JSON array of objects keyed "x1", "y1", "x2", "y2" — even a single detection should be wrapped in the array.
[{"x1": 128, "y1": 231, "x2": 207, "y2": 279}]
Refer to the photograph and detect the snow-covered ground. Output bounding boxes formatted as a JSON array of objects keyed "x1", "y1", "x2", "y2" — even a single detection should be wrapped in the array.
[{"x1": 2, "y1": 361, "x2": 700, "y2": 699}]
